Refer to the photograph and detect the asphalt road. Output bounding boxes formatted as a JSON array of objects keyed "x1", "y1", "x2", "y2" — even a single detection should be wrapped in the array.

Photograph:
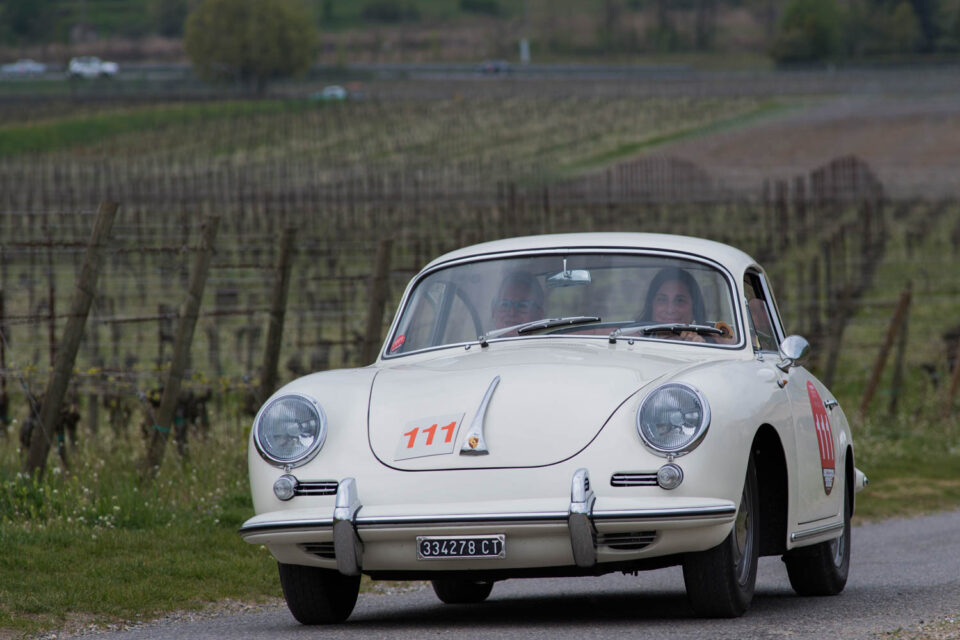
[{"x1": 87, "y1": 510, "x2": 960, "y2": 640}]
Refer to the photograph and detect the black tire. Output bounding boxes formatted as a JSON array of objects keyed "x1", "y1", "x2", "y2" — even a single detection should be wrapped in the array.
[
  {"x1": 783, "y1": 474, "x2": 851, "y2": 596},
  {"x1": 431, "y1": 578, "x2": 494, "y2": 604},
  {"x1": 277, "y1": 562, "x2": 360, "y2": 624},
  {"x1": 682, "y1": 456, "x2": 760, "y2": 618}
]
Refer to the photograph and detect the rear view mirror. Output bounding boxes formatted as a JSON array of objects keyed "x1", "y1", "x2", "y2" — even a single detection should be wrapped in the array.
[{"x1": 547, "y1": 259, "x2": 591, "y2": 288}]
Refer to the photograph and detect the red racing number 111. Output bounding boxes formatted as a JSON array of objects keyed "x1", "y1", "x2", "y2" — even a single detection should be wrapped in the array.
[{"x1": 404, "y1": 421, "x2": 456, "y2": 449}]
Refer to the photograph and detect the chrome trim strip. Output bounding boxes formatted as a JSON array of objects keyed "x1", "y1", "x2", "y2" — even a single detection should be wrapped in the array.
[
  {"x1": 289, "y1": 479, "x2": 339, "y2": 497},
  {"x1": 239, "y1": 518, "x2": 335, "y2": 537},
  {"x1": 593, "y1": 505, "x2": 736, "y2": 521},
  {"x1": 790, "y1": 521, "x2": 844, "y2": 543},
  {"x1": 356, "y1": 511, "x2": 570, "y2": 527},
  {"x1": 240, "y1": 504, "x2": 735, "y2": 537},
  {"x1": 610, "y1": 473, "x2": 659, "y2": 487},
  {"x1": 459, "y1": 375, "x2": 500, "y2": 456}
]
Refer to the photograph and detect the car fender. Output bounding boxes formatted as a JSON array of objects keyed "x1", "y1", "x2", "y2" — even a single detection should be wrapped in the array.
[
  {"x1": 248, "y1": 367, "x2": 379, "y2": 514},
  {"x1": 593, "y1": 357, "x2": 797, "y2": 518}
]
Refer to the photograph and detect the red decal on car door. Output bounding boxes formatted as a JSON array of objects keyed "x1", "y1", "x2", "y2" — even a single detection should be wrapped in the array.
[{"x1": 806, "y1": 381, "x2": 835, "y2": 495}]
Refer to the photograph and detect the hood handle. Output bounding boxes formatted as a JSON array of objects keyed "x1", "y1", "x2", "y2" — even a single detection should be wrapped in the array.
[{"x1": 459, "y1": 375, "x2": 500, "y2": 456}]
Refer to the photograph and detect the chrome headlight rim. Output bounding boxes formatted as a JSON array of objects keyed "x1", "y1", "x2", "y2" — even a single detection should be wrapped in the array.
[
  {"x1": 253, "y1": 393, "x2": 327, "y2": 468},
  {"x1": 635, "y1": 382, "x2": 710, "y2": 458}
]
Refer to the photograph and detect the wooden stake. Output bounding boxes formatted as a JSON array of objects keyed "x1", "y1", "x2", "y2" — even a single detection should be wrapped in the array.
[
  {"x1": 887, "y1": 282, "x2": 911, "y2": 415},
  {"x1": 257, "y1": 227, "x2": 297, "y2": 406},
  {"x1": 858, "y1": 287, "x2": 912, "y2": 422},
  {"x1": 361, "y1": 238, "x2": 393, "y2": 365},
  {"x1": 0, "y1": 288, "x2": 7, "y2": 424},
  {"x1": 944, "y1": 338, "x2": 960, "y2": 418},
  {"x1": 24, "y1": 201, "x2": 119, "y2": 477},
  {"x1": 142, "y1": 216, "x2": 219, "y2": 478}
]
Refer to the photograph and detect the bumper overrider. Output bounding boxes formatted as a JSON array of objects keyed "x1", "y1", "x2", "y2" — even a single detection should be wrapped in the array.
[{"x1": 239, "y1": 469, "x2": 737, "y2": 576}]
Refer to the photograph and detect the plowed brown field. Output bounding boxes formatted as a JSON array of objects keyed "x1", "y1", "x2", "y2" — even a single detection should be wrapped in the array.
[{"x1": 658, "y1": 94, "x2": 960, "y2": 198}]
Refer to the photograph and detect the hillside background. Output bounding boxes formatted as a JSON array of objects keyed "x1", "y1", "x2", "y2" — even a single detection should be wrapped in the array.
[{"x1": 3, "y1": 0, "x2": 960, "y2": 66}]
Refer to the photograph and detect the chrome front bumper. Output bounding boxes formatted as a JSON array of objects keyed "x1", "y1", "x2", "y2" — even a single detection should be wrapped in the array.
[{"x1": 239, "y1": 468, "x2": 737, "y2": 575}]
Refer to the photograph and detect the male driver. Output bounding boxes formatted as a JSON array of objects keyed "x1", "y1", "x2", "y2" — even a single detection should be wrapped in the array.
[{"x1": 491, "y1": 272, "x2": 544, "y2": 330}]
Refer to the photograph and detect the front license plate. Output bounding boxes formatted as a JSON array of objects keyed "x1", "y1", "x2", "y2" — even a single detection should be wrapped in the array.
[{"x1": 416, "y1": 535, "x2": 505, "y2": 560}]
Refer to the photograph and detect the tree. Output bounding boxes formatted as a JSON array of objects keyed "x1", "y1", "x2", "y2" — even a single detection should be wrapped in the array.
[
  {"x1": 0, "y1": 0, "x2": 55, "y2": 44},
  {"x1": 887, "y1": 1, "x2": 922, "y2": 52},
  {"x1": 152, "y1": 0, "x2": 190, "y2": 37},
  {"x1": 184, "y1": 0, "x2": 317, "y2": 94},
  {"x1": 771, "y1": 0, "x2": 842, "y2": 63},
  {"x1": 908, "y1": 0, "x2": 940, "y2": 52}
]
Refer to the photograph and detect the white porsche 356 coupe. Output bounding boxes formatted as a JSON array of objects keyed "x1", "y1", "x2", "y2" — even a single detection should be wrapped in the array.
[{"x1": 240, "y1": 233, "x2": 867, "y2": 623}]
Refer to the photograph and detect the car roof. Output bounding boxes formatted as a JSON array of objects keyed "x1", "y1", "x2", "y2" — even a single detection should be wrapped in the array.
[{"x1": 422, "y1": 232, "x2": 758, "y2": 276}]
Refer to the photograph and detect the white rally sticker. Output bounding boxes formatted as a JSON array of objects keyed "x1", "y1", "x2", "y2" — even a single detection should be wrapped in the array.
[{"x1": 394, "y1": 413, "x2": 465, "y2": 461}]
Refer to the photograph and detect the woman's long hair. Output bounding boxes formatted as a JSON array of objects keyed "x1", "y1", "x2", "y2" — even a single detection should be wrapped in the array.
[{"x1": 638, "y1": 267, "x2": 706, "y2": 324}]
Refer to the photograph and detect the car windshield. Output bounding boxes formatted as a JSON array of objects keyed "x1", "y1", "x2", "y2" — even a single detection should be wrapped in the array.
[{"x1": 386, "y1": 252, "x2": 741, "y2": 356}]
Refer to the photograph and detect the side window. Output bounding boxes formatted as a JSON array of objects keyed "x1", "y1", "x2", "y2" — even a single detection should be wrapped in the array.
[{"x1": 744, "y1": 273, "x2": 779, "y2": 352}]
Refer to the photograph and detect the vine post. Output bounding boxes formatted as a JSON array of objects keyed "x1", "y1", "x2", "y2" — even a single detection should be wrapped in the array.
[
  {"x1": 142, "y1": 216, "x2": 220, "y2": 479},
  {"x1": 361, "y1": 238, "x2": 393, "y2": 365},
  {"x1": 24, "y1": 201, "x2": 119, "y2": 477},
  {"x1": 857, "y1": 285, "x2": 912, "y2": 422},
  {"x1": 257, "y1": 226, "x2": 297, "y2": 406}
]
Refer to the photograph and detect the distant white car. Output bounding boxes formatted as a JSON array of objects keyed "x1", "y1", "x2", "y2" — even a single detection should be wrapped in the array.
[
  {"x1": 68, "y1": 56, "x2": 118, "y2": 79},
  {"x1": 311, "y1": 85, "x2": 348, "y2": 101},
  {"x1": 1, "y1": 59, "x2": 47, "y2": 75}
]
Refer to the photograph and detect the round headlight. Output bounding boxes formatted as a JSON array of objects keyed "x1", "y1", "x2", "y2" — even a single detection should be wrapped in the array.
[
  {"x1": 254, "y1": 394, "x2": 327, "y2": 467},
  {"x1": 636, "y1": 383, "x2": 710, "y2": 457}
]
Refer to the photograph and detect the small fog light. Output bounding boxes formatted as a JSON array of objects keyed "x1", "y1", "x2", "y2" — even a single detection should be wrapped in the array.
[
  {"x1": 273, "y1": 474, "x2": 298, "y2": 501},
  {"x1": 656, "y1": 464, "x2": 683, "y2": 490}
]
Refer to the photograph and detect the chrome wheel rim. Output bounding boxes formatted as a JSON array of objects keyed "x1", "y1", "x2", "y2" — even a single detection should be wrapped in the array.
[
  {"x1": 831, "y1": 502, "x2": 848, "y2": 567},
  {"x1": 734, "y1": 483, "x2": 753, "y2": 584}
]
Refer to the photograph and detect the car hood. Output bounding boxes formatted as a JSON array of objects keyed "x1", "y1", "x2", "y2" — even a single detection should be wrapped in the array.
[{"x1": 368, "y1": 341, "x2": 705, "y2": 470}]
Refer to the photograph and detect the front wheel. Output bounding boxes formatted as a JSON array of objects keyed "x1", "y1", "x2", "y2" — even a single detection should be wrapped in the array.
[
  {"x1": 277, "y1": 563, "x2": 360, "y2": 624},
  {"x1": 431, "y1": 578, "x2": 494, "y2": 604},
  {"x1": 682, "y1": 456, "x2": 759, "y2": 617},
  {"x1": 783, "y1": 475, "x2": 851, "y2": 596}
]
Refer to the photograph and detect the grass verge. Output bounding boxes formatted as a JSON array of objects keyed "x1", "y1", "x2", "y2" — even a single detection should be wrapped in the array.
[
  {"x1": 0, "y1": 521, "x2": 280, "y2": 636},
  {"x1": 0, "y1": 405, "x2": 282, "y2": 638}
]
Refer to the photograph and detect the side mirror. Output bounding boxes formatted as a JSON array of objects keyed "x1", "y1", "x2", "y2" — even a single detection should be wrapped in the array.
[{"x1": 777, "y1": 335, "x2": 810, "y2": 372}]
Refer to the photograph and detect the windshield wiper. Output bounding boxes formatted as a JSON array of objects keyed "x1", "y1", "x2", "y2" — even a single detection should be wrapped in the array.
[
  {"x1": 478, "y1": 316, "x2": 601, "y2": 347},
  {"x1": 640, "y1": 323, "x2": 723, "y2": 336},
  {"x1": 609, "y1": 322, "x2": 724, "y2": 344}
]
